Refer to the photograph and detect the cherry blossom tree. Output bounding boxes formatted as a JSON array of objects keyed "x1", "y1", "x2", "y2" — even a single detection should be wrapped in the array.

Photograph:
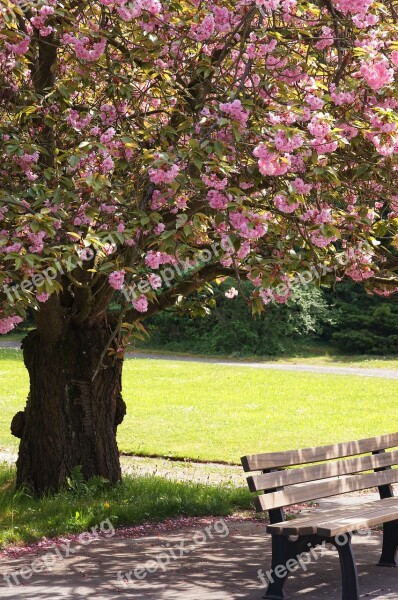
[{"x1": 2, "y1": 0, "x2": 398, "y2": 493}]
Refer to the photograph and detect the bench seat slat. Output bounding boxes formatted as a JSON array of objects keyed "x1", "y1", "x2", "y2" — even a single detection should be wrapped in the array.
[
  {"x1": 241, "y1": 432, "x2": 398, "y2": 472},
  {"x1": 266, "y1": 499, "x2": 391, "y2": 535},
  {"x1": 255, "y1": 470, "x2": 398, "y2": 511},
  {"x1": 317, "y1": 502, "x2": 398, "y2": 537},
  {"x1": 248, "y1": 450, "x2": 398, "y2": 492},
  {"x1": 267, "y1": 498, "x2": 398, "y2": 536}
]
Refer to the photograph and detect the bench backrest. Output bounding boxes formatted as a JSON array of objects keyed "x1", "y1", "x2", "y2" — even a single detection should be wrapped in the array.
[{"x1": 241, "y1": 433, "x2": 398, "y2": 512}]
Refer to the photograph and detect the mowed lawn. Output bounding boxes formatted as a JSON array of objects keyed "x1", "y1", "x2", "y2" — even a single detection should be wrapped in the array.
[{"x1": 1, "y1": 348, "x2": 398, "y2": 463}]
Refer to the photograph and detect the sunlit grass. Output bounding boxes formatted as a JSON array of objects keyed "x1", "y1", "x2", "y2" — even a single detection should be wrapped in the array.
[{"x1": 1, "y1": 349, "x2": 398, "y2": 463}]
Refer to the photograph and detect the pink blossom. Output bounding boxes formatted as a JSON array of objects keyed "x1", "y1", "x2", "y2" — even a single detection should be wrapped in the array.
[
  {"x1": 219, "y1": 99, "x2": 249, "y2": 129},
  {"x1": 148, "y1": 273, "x2": 162, "y2": 289},
  {"x1": 191, "y1": 15, "x2": 215, "y2": 41},
  {"x1": 64, "y1": 34, "x2": 107, "y2": 63},
  {"x1": 154, "y1": 223, "x2": 166, "y2": 234},
  {"x1": 334, "y1": 0, "x2": 374, "y2": 16},
  {"x1": 253, "y1": 144, "x2": 291, "y2": 177},
  {"x1": 145, "y1": 251, "x2": 175, "y2": 269},
  {"x1": 391, "y1": 51, "x2": 398, "y2": 67},
  {"x1": 149, "y1": 163, "x2": 180, "y2": 185},
  {"x1": 207, "y1": 190, "x2": 229, "y2": 210},
  {"x1": 37, "y1": 292, "x2": 50, "y2": 303},
  {"x1": 0, "y1": 316, "x2": 23, "y2": 335},
  {"x1": 315, "y1": 26, "x2": 334, "y2": 51},
  {"x1": 274, "y1": 131, "x2": 303, "y2": 152},
  {"x1": 308, "y1": 114, "x2": 332, "y2": 139},
  {"x1": 133, "y1": 295, "x2": 148, "y2": 313},
  {"x1": 292, "y1": 178, "x2": 312, "y2": 195},
  {"x1": 109, "y1": 270, "x2": 125, "y2": 290},
  {"x1": 225, "y1": 287, "x2": 238, "y2": 299},
  {"x1": 360, "y1": 59, "x2": 394, "y2": 91},
  {"x1": 202, "y1": 174, "x2": 228, "y2": 190},
  {"x1": 274, "y1": 194, "x2": 299, "y2": 213},
  {"x1": 6, "y1": 36, "x2": 31, "y2": 56}
]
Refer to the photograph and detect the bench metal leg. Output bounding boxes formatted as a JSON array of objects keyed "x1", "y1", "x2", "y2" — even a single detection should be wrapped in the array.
[
  {"x1": 334, "y1": 535, "x2": 359, "y2": 600},
  {"x1": 262, "y1": 533, "x2": 359, "y2": 600},
  {"x1": 378, "y1": 520, "x2": 398, "y2": 567},
  {"x1": 263, "y1": 535, "x2": 293, "y2": 599}
]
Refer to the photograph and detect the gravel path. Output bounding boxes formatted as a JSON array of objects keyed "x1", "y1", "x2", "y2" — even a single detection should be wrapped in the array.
[
  {"x1": 2, "y1": 342, "x2": 398, "y2": 379},
  {"x1": 127, "y1": 353, "x2": 398, "y2": 378},
  {"x1": 0, "y1": 449, "x2": 246, "y2": 486}
]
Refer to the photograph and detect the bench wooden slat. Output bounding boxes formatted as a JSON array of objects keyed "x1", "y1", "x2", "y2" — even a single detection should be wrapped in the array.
[
  {"x1": 255, "y1": 470, "x2": 398, "y2": 511},
  {"x1": 247, "y1": 450, "x2": 398, "y2": 492},
  {"x1": 316, "y1": 501, "x2": 398, "y2": 537},
  {"x1": 267, "y1": 498, "x2": 398, "y2": 536},
  {"x1": 266, "y1": 499, "x2": 392, "y2": 535},
  {"x1": 241, "y1": 432, "x2": 398, "y2": 472}
]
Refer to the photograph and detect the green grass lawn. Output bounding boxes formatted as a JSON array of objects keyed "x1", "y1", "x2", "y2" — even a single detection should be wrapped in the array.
[{"x1": 1, "y1": 348, "x2": 398, "y2": 463}]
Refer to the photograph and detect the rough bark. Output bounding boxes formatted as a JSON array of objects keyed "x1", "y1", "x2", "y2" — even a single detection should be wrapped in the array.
[{"x1": 12, "y1": 322, "x2": 126, "y2": 495}]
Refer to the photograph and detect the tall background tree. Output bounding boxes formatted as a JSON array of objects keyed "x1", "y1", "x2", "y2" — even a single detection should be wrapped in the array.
[{"x1": 1, "y1": 0, "x2": 398, "y2": 494}]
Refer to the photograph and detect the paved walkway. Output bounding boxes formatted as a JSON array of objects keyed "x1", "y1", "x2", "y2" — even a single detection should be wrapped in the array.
[
  {"x1": 0, "y1": 520, "x2": 397, "y2": 599},
  {"x1": 128, "y1": 353, "x2": 398, "y2": 379},
  {"x1": 2, "y1": 342, "x2": 398, "y2": 379}
]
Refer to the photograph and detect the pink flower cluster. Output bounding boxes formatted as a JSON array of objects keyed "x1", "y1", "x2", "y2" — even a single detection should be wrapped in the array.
[
  {"x1": 219, "y1": 99, "x2": 249, "y2": 129},
  {"x1": 62, "y1": 34, "x2": 107, "y2": 62},
  {"x1": 30, "y1": 5, "x2": 55, "y2": 37},
  {"x1": 0, "y1": 316, "x2": 23, "y2": 335},
  {"x1": 136, "y1": 0, "x2": 162, "y2": 16},
  {"x1": 253, "y1": 144, "x2": 291, "y2": 177},
  {"x1": 360, "y1": 59, "x2": 394, "y2": 91},
  {"x1": 256, "y1": 0, "x2": 282, "y2": 12},
  {"x1": 37, "y1": 292, "x2": 50, "y2": 303},
  {"x1": 14, "y1": 151, "x2": 39, "y2": 181},
  {"x1": 310, "y1": 233, "x2": 337, "y2": 248},
  {"x1": 148, "y1": 273, "x2": 162, "y2": 289},
  {"x1": 212, "y1": 7, "x2": 232, "y2": 34},
  {"x1": 308, "y1": 114, "x2": 337, "y2": 154},
  {"x1": 292, "y1": 178, "x2": 312, "y2": 195},
  {"x1": 109, "y1": 270, "x2": 125, "y2": 290},
  {"x1": 334, "y1": 0, "x2": 374, "y2": 16},
  {"x1": 301, "y1": 208, "x2": 332, "y2": 224},
  {"x1": 207, "y1": 190, "x2": 229, "y2": 210},
  {"x1": 28, "y1": 231, "x2": 46, "y2": 254},
  {"x1": 145, "y1": 251, "x2": 176, "y2": 269},
  {"x1": 202, "y1": 174, "x2": 228, "y2": 190},
  {"x1": 149, "y1": 163, "x2": 180, "y2": 185},
  {"x1": 315, "y1": 27, "x2": 334, "y2": 51},
  {"x1": 6, "y1": 35, "x2": 30, "y2": 56},
  {"x1": 274, "y1": 194, "x2": 299, "y2": 213},
  {"x1": 225, "y1": 287, "x2": 238, "y2": 299},
  {"x1": 67, "y1": 110, "x2": 92, "y2": 130},
  {"x1": 307, "y1": 114, "x2": 331, "y2": 139},
  {"x1": 229, "y1": 211, "x2": 268, "y2": 240},
  {"x1": 132, "y1": 295, "x2": 148, "y2": 313},
  {"x1": 191, "y1": 15, "x2": 215, "y2": 41},
  {"x1": 330, "y1": 85, "x2": 355, "y2": 106},
  {"x1": 274, "y1": 131, "x2": 303, "y2": 152}
]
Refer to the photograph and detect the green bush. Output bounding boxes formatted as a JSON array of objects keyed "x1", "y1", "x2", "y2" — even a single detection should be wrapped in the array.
[
  {"x1": 144, "y1": 280, "x2": 331, "y2": 356},
  {"x1": 324, "y1": 282, "x2": 398, "y2": 354}
]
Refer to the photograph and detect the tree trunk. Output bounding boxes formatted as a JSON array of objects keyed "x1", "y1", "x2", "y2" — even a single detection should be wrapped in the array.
[{"x1": 11, "y1": 323, "x2": 126, "y2": 495}]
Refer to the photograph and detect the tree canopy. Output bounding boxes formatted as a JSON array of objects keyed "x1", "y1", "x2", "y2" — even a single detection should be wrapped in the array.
[{"x1": 1, "y1": 0, "x2": 398, "y2": 341}]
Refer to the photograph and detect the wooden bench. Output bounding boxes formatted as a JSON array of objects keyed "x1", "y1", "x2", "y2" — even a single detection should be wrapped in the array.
[{"x1": 241, "y1": 433, "x2": 398, "y2": 600}]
